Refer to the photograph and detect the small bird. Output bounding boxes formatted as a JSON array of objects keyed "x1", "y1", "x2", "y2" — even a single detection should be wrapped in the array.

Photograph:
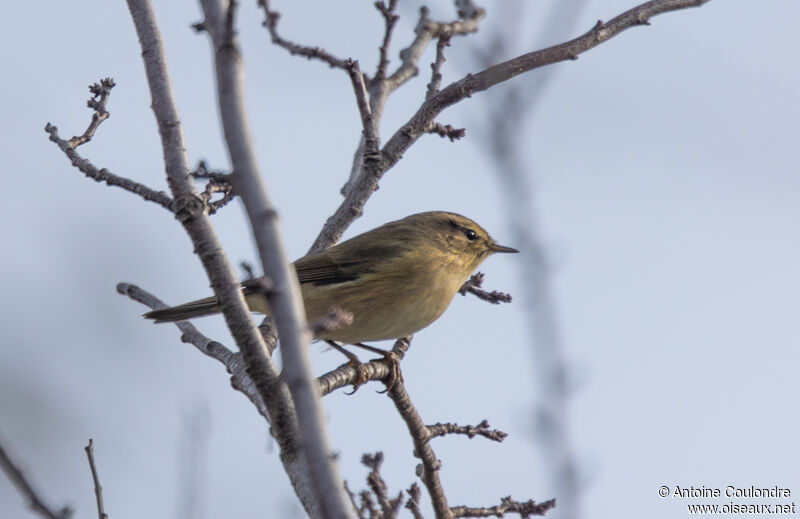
[{"x1": 144, "y1": 211, "x2": 517, "y2": 345}]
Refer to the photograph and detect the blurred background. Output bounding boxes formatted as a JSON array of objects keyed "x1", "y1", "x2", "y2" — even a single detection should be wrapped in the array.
[{"x1": 1, "y1": 1, "x2": 798, "y2": 518}]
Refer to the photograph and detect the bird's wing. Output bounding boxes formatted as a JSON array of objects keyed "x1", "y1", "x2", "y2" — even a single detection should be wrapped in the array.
[{"x1": 294, "y1": 239, "x2": 406, "y2": 286}]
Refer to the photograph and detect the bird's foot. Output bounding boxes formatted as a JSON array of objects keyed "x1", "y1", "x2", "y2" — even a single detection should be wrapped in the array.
[
  {"x1": 354, "y1": 343, "x2": 402, "y2": 393},
  {"x1": 326, "y1": 341, "x2": 369, "y2": 394}
]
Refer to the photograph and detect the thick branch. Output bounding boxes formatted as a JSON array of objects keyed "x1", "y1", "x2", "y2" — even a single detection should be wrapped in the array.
[
  {"x1": 124, "y1": 0, "x2": 314, "y2": 514},
  {"x1": 198, "y1": 1, "x2": 351, "y2": 517}
]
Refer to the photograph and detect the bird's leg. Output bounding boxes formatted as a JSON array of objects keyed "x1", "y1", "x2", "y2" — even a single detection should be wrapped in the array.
[
  {"x1": 325, "y1": 340, "x2": 369, "y2": 394},
  {"x1": 353, "y1": 342, "x2": 402, "y2": 393}
]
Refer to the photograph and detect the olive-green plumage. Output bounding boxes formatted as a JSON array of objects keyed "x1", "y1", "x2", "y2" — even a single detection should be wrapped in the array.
[{"x1": 144, "y1": 211, "x2": 517, "y2": 343}]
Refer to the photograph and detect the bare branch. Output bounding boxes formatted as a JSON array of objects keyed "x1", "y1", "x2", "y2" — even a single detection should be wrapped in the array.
[
  {"x1": 67, "y1": 78, "x2": 115, "y2": 148},
  {"x1": 405, "y1": 483, "x2": 424, "y2": 519},
  {"x1": 0, "y1": 440, "x2": 73, "y2": 519},
  {"x1": 199, "y1": 178, "x2": 235, "y2": 214},
  {"x1": 426, "y1": 33, "x2": 451, "y2": 99},
  {"x1": 450, "y1": 497, "x2": 556, "y2": 518},
  {"x1": 427, "y1": 420, "x2": 508, "y2": 443},
  {"x1": 361, "y1": 453, "x2": 402, "y2": 519},
  {"x1": 374, "y1": 0, "x2": 399, "y2": 81},
  {"x1": 84, "y1": 439, "x2": 108, "y2": 519},
  {"x1": 257, "y1": 0, "x2": 349, "y2": 69},
  {"x1": 424, "y1": 121, "x2": 465, "y2": 141},
  {"x1": 316, "y1": 338, "x2": 410, "y2": 396},
  {"x1": 345, "y1": 59, "x2": 380, "y2": 155},
  {"x1": 190, "y1": 161, "x2": 231, "y2": 182},
  {"x1": 384, "y1": 369, "x2": 451, "y2": 518},
  {"x1": 458, "y1": 272, "x2": 512, "y2": 304},
  {"x1": 387, "y1": 6, "x2": 485, "y2": 91},
  {"x1": 44, "y1": 81, "x2": 174, "y2": 212}
]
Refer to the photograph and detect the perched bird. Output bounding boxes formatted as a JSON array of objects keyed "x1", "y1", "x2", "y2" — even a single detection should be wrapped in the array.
[{"x1": 144, "y1": 211, "x2": 517, "y2": 345}]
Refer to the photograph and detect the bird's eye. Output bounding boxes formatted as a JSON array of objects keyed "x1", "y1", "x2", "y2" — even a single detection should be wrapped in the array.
[{"x1": 464, "y1": 229, "x2": 478, "y2": 241}]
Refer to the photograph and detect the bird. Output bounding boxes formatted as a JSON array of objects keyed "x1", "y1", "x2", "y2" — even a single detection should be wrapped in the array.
[{"x1": 144, "y1": 211, "x2": 517, "y2": 346}]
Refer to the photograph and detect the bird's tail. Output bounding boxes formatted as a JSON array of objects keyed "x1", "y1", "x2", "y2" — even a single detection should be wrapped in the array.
[{"x1": 144, "y1": 296, "x2": 220, "y2": 323}]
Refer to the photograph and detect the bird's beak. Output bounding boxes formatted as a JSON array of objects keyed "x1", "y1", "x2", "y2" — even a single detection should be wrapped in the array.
[{"x1": 489, "y1": 242, "x2": 519, "y2": 254}]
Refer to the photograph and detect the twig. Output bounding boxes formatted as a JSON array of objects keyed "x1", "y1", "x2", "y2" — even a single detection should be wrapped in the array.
[
  {"x1": 343, "y1": 482, "x2": 363, "y2": 519},
  {"x1": 427, "y1": 420, "x2": 508, "y2": 442},
  {"x1": 84, "y1": 439, "x2": 108, "y2": 519},
  {"x1": 312, "y1": 0, "x2": 710, "y2": 251},
  {"x1": 257, "y1": 0, "x2": 349, "y2": 69},
  {"x1": 44, "y1": 80, "x2": 174, "y2": 212},
  {"x1": 426, "y1": 33, "x2": 451, "y2": 98},
  {"x1": 450, "y1": 497, "x2": 556, "y2": 518},
  {"x1": 458, "y1": 272, "x2": 512, "y2": 304},
  {"x1": 362, "y1": 453, "x2": 394, "y2": 518},
  {"x1": 405, "y1": 483, "x2": 424, "y2": 519},
  {"x1": 387, "y1": 6, "x2": 485, "y2": 92},
  {"x1": 67, "y1": 78, "x2": 115, "y2": 149},
  {"x1": 374, "y1": 0, "x2": 399, "y2": 81},
  {"x1": 116, "y1": 282, "x2": 276, "y2": 419},
  {"x1": 0, "y1": 439, "x2": 73, "y2": 519},
  {"x1": 345, "y1": 59, "x2": 380, "y2": 157},
  {"x1": 198, "y1": 178, "x2": 235, "y2": 214},
  {"x1": 425, "y1": 122, "x2": 465, "y2": 141},
  {"x1": 190, "y1": 161, "x2": 231, "y2": 182}
]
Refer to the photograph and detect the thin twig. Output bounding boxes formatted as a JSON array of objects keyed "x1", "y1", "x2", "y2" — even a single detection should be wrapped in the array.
[
  {"x1": 387, "y1": 6, "x2": 485, "y2": 92},
  {"x1": 426, "y1": 32, "x2": 451, "y2": 98},
  {"x1": 0, "y1": 440, "x2": 73, "y2": 519},
  {"x1": 115, "y1": 282, "x2": 274, "y2": 421},
  {"x1": 84, "y1": 439, "x2": 108, "y2": 519},
  {"x1": 67, "y1": 78, "x2": 115, "y2": 148},
  {"x1": 257, "y1": 0, "x2": 349, "y2": 69},
  {"x1": 374, "y1": 0, "x2": 399, "y2": 81},
  {"x1": 345, "y1": 59, "x2": 380, "y2": 157},
  {"x1": 427, "y1": 420, "x2": 508, "y2": 442},
  {"x1": 385, "y1": 370, "x2": 451, "y2": 519},
  {"x1": 44, "y1": 81, "x2": 174, "y2": 212},
  {"x1": 362, "y1": 453, "x2": 394, "y2": 518},
  {"x1": 405, "y1": 483, "x2": 424, "y2": 519},
  {"x1": 425, "y1": 121, "x2": 465, "y2": 141},
  {"x1": 458, "y1": 272, "x2": 513, "y2": 304},
  {"x1": 450, "y1": 497, "x2": 556, "y2": 518}
]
